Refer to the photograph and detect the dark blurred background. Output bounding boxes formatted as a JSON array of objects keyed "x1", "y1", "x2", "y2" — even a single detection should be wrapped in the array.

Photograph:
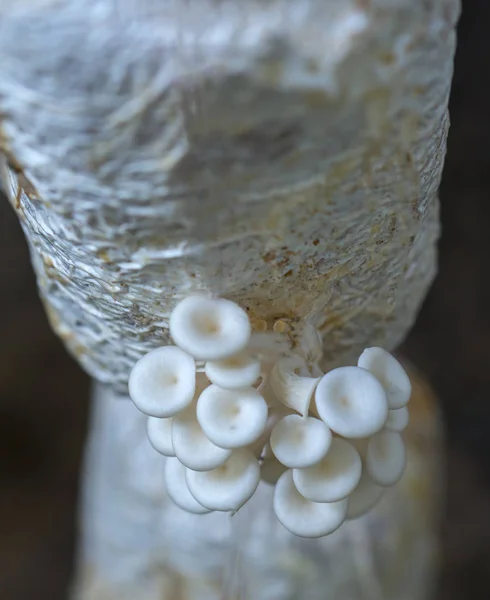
[{"x1": 1, "y1": 2, "x2": 490, "y2": 599}]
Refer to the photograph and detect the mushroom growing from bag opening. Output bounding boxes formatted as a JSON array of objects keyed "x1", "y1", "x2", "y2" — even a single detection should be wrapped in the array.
[
  {"x1": 170, "y1": 296, "x2": 251, "y2": 360},
  {"x1": 269, "y1": 355, "x2": 321, "y2": 415}
]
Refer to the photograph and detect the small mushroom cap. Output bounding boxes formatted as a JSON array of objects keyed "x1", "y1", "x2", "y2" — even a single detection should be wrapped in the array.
[
  {"x1": 273, "y1": 470, "x2": 348, "y2": 538},
  {"x1": 270, "y1": 355, "x2": 321, "y2": 415},
  {"x1": 147, "y1": 417, "x2": 175, "y2": 457},
  {"x1": 358, "y1": 347, "x2": 411, "y2": 409},
  {"x1": 293, "y1": 437, "x2": 362, "y2": 503},
  {"x1": 172, "y1": 403, "x2": 232, "y2": 471},
  {"x1": 346, "y1": 471, "x2": 385, "y2": 520},
  {"x1": 315, "y1": 366, "x2": 388, "y2": 438},
  {"x1": 129, "y1": 346, "x2": 196, "y2": 418},
  {"x1": 186, "y1": 449, "x2": 260, "y2": 511},
  {"x1": 270, "y1": 414, "x2": 332, "y2": 468},
  {"x1": 197, "y1": 385, "x2": 268, "y2": 449},
  {"x1": 385, "y1": 407, "x2": 409, "y2": 432},
  {"x1": 170, "y1": 296, "x2": 251, "y2": 361},
  {"x1": 205, "y1": 353, "x2": 261, "y2": 389},
  {"x1": 366, "y1": 430, "x2": 406, "y2": 487},
  {"x1": 164, "y1": 458, "x2": 210, "y2": 514}
]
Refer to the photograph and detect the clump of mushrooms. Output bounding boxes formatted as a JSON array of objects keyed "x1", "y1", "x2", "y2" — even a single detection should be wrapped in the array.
[{"x1": 128, "y1": 297, "x2": 412, "y2": 538}]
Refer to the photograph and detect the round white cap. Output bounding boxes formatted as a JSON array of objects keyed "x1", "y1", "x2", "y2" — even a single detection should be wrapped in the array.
[
  {"x1": 197, "y1": 385, "x2": 268, "y2": 449},
  {"x1": 270, "y1": 414, "x2": 332, "y2": 468},
  {"x1": 205, "y1": 353, "x2": 261, "y2": 389},
  {"x1": 129, "y1": 346, "x2": 196, "y2": 417},
  {"x1": 366, "y1": 430, "x2": 406, "y2": 487},
  {"x1": 186, "y1": 449, "x2": 260, "y2": 511},
  {"x1": 164, "y1": 458, "x2": 210, "y2": 514},
  {"x1": 147, "y1": 416, "x2": 175, "y2": 457},
  {"x1": 273, "y1": 470, "x2": 348, "y2": 538},
  {"x1": 172, "y1": 403, "x2": 232, "y2": 471},
  {"x1": 315, "y1": 366, "x2": 388, "y2": 438},
  {"x1": 358, "y1": 347, "x2": 411, "y2": 409},
  {"x1": 293, "y1": 437, "x2": 362, "y2": 503},
  {"x1": 170, "y1": 296, "x2": 251, "y2": 360}
]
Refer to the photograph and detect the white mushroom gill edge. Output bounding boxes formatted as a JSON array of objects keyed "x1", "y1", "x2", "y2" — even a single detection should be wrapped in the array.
[
  {"x1": 186, "y1": 449, "x2": 260, "y2": 512},
  {"x1": 164, "y1": 458, "x2": 210, "y2": 515},
  {"x1": 269, "y1": 355, "x2": 321, "y2": 416},
  {"x1": 346, "y1": 471, "x2": 386, "y2": 520},
  {"x1": 205, "y1": 353, "x2": 261, "y2": 389},
  {"x1": 270, "y1": 414, "x2": 332, "y2": 468},
  {"x1": 315, "y1": 366, "x2": 388, "y2": 438},
  {"x1": 171, "y1": 402, "x2": 232, "y2": 471},
  {"x1": 366, "y1": 430, "x2": 406, "y2": 487},
  {"x1": 273, "y1": 470, "x2": 348, "y2": 538},
  {"x1": 128, "y1": 346, "x2": 196, "y2": 418},
  {"x1": 196, "y1": 384, "x2": 268, "y2": 449},
  {"x1": 358, "y1": 347, "x2": 412, "y2": 409},
  {"x1": 293, "y1": 437, "x2": 362, "y2": 503},
  {"x1": 147, "y1": 416, "x2": 175, "y2": 457},
  {"x1": 385, "y1": 406, "x2": 409, "y2": 432},
  {"x1": 170, "y1": 296, "x2": 251, "y2": 361}
]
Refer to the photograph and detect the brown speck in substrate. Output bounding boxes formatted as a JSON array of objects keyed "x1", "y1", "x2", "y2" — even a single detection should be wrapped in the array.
[
  {"x1": 313, "y1": 239, "x2": 320, "y2": 246},
  {"x1": 284, "y1": 269, "x2": 293, "y2": 277}
]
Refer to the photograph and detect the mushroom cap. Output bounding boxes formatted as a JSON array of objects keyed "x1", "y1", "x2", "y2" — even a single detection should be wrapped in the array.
[
  {"x1": 172, "y1": 403, "x2": 232, "y2": 471},
  {"x1": 270, "y1": 414, "x2": 332, "y2": 468},
  {"x1": 197, "y1": 385, "x2": 268, "y2": 449},
  {"x1": 315, "y1": 366, "x2": 388, "y2": 438},
  {"x1": 205, "y1": 353, "x2": 261, "y2": 389},
  {"x1": 385, "y1": 407, "x2": 409, "y2": 432},
  {"x1": 346, "y1": 471, "x2": 385, "y2": 520},
  {"x1": 270, "y1": 355, "x2": 321, "y2": 415},
  {"x1": 186, "y1": 449, "x2": 260, "y2": 511},
  {"x1": 273, "y1": 470, "x2": 348, "y2": 538},
  {"x1": 128, "y1": 346, "x2": 196, "y2": 417},
  {"x1": 358, "y1": 347, "x2": 411, "y2": 409},
  {"x1": 293, "y1": 437, "x2": 362, "y2": 503},
  {"x1": 366, "y1": 430, "x2": 406, "y2": 487},
  {"x1": 164, "y1": 457, "x2": 210, "y2": 514},
  {"x1": 147, "y1": 416, "x2": 175, "y2": 457},
  {"x1": 170, "y1": 296, "x2": 251, "y2": 361}
]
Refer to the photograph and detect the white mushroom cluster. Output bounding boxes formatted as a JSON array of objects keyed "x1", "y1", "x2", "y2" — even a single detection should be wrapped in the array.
[
  {"x1": 129, "y1": 296, "x2": 265, "y2": 514},
  {"x1": 128, "y1": 296, "x2": 411, "y2": 537},
  {"x1": 270, "y1": 346, "x2": 411, "y2": 537}
]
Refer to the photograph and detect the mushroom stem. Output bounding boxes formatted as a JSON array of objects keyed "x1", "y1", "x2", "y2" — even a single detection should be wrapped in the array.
[{"x1": 270, "y1": 355, "x2": 321, "y2": 416}]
